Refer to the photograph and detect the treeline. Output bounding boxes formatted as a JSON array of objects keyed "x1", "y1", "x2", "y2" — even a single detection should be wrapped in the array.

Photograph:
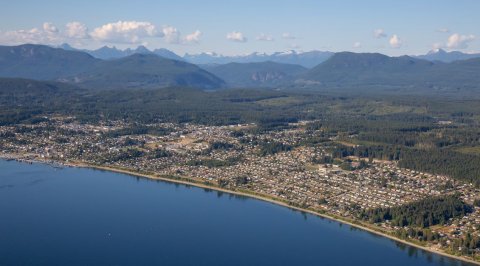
[
  {"x1": 330, "y1": 143, "x2": 480, "y2": 185},
  {"x1": 258, "y1": 141, "x2": 292, "y2": 156},
  {"x1": 107, "y1": 148, "x2": 144, "y2": 162},
  {"x1": 394, "y1": 227, "x2": 480, "y2": 257},
  {"x1": 0, "y1": 85, "x2": 312, "y2": 126},
  {"x1": 211, "y1": 141, "x2": 234, "y2": 150},
  {"x1": 357, "y1": 128, "x2": 480, "y2": 148},
  {"x1": 148, "y1": 148, "x2": 172, "y2": 159},
  {"x1": 330, "y1": 144, "x2": 403, "y2": 161},
  {"x1": 399, "y1": 149, "x2": 480, "y2": 185},
  {"x1": 77, "y1": 88, "x2": 311, "y2": 126},
  {"x1": 359, "y1": 194, "x2": 472, "y2": 228},
  {"x1": 2, "y1": 81, "x2": 480, "y2": 133}
]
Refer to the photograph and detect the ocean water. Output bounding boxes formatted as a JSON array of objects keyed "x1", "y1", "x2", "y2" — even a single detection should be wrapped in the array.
[{"x1": 0, "y1": 160, "x2": 474, "y2": 266}]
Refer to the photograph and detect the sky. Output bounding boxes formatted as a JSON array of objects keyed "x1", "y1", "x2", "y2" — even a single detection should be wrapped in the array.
[{"x1": 0, "y1": 0, "x2": 479, "y2": 56}]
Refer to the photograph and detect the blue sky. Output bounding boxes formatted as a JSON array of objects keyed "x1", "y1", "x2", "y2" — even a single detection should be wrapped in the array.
[{"x1": 1, "y1": 0, "x2": 479, "y2": 56}]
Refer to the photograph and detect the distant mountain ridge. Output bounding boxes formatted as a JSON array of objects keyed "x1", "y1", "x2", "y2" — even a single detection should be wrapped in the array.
[
  {"x1": 0, "y1": 44, "x2": 225, "y2": 89},
  {"x1": 0, "y1": 44, "x2": 99, "y2": 80},
  {"x1": 59, "y1": 43, "x2": 480, "y2": 67},
  {"x1": 301, "y1": 52, "x2": 480, "y2": 90},
  {"x1": 59, "y1": 43, "x2": 184, "y2": 61},
  {"x1": 202, "y1": 61, "x2": 307, "y2": 87},
  {"x1": 65, "y1": 53, "x2": 225, "y2": 90},
  {"x1": 60, "y1": 44, "x2": 333, "y2": 68},
  {"x1": 185, "y1": 50, "x2": 334, "y2": 68},
  {"x1": 414, "y1": 49, "x2": 480, "y2": 63},
  {"x1": 2, "y1": 44, "x2": 480, "y2": 92}
]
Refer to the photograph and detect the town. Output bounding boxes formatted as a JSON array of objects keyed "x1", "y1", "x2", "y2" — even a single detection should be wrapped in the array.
[{"x1": 1, "y1": 116, "x2": 480, "y2": 260}]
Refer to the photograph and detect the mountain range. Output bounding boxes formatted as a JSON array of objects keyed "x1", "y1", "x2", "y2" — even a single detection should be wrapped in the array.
[
  {"x1": 62, "y1": 53, "x2": 225, "y2": 90},
  {"x1": 59, "y1": 43, "x2": 184, "y2": 61},
  {"x1": 1, "y1": 44, "x2": 480, "y2": 92},
  {"x1": 0, "y1": 44, "x2": 224, "y2": 89},
  {"x1": 300, "y1": 52, "x2": 480, "y2": 90},
  {"x1": 184, "y1": 50, "x2": 334, "y2": 68},
  {"x1": 414, "y1": 49, "x2": 480, "y2": 63},
  {"x1": 59, "y1": 44, "x2": 333, "y2": 68},
  {"x1": 60, "y1": 43, "x2": 480, "y2": 66},
  {"x1": 0, "y1": 44, "x2": 99, "y2": 80}
]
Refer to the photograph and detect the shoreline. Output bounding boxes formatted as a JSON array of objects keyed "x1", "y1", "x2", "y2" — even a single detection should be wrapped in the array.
[{"x1": 2, "y1": 156, "x2": 479, "y2": 265}]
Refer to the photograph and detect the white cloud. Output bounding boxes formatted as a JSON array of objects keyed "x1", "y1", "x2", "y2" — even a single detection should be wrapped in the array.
[
  {"x1": 281, "y1": 32, "x2": 296, "y2": 39},
  {"x1": 389, "y1": 34, "x2": 402, "y2": 48},
  {"x1": 65, "y1": 22, "x2": 89, "y2": 39},
  {"x1": 184, "y1": 30, "x2": 202, "y2": 43},
  {"x1": 256, "y1": 33, "x2": 274, "y2": 41},
  {"x1": 0, "y1": 21, "x2": 86, "y2": 46},
  {"x1": 162, "y1": 26, "x2": 181, "y2": 44},
  {"x1": 226, "y1": 31, "x2": 247, "y2": 42},
  {"x1": 0, "y1": 23, "x2": 62, "y2": 45},
  {"x1": 90, "y1": 21, "x2": 162, "y2": 44},
  {"x1": 437, "y1": 28, "x2": 449, "y2": 33},
  {"x1": 353, "y1": 42, "x2": 361, "y2": 48},
  {"x1": 0, "y1": 28, "x2": 42, "y2": 45},
  {"x1": 43, "y1": 22, "x2": 59, "y2": 33},
  {"x1": 373, "y1": 29, "x2": 387, "y2": 39},
  {"x1": 446, "y1": 33, "x2": 475, "y2": 49},
  {"x1": 0, "y1": 21, "x2": 199, "y2": 47}
]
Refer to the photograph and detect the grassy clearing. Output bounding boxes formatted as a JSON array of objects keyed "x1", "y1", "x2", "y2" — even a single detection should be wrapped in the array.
[
  {"x1": 456, "y1": 146, "x2": 480, "y2": 155},
  {"x1": 336, "y1": 139, "x2": 385, "y2": 147},
  {"x1": 256, "y1": 96, "x2": 305, "y2": 106}
]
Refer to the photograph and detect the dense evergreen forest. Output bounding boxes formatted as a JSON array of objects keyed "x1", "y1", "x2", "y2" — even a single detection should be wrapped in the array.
[
  {"x1": 359, "y1": 194, "x2": 472, "y2": 227},
  {"x1": 329, "y1": 144, "x2": 480, "y2": 185}
]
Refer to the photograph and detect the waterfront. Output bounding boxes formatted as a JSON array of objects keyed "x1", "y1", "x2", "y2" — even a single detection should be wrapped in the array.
[{"x1": 0, "y1": 159, "x2": 474, "y2": 266}]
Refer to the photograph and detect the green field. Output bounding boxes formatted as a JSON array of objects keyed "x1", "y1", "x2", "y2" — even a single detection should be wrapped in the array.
[{"x1": 456, "y1": 146, "x2": 480, "y2": 155}]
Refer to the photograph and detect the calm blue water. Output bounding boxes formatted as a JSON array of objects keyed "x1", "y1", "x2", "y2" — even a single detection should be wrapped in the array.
[{"x1": 0, "y1": 160, "x2": 474, "y2": 266}]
